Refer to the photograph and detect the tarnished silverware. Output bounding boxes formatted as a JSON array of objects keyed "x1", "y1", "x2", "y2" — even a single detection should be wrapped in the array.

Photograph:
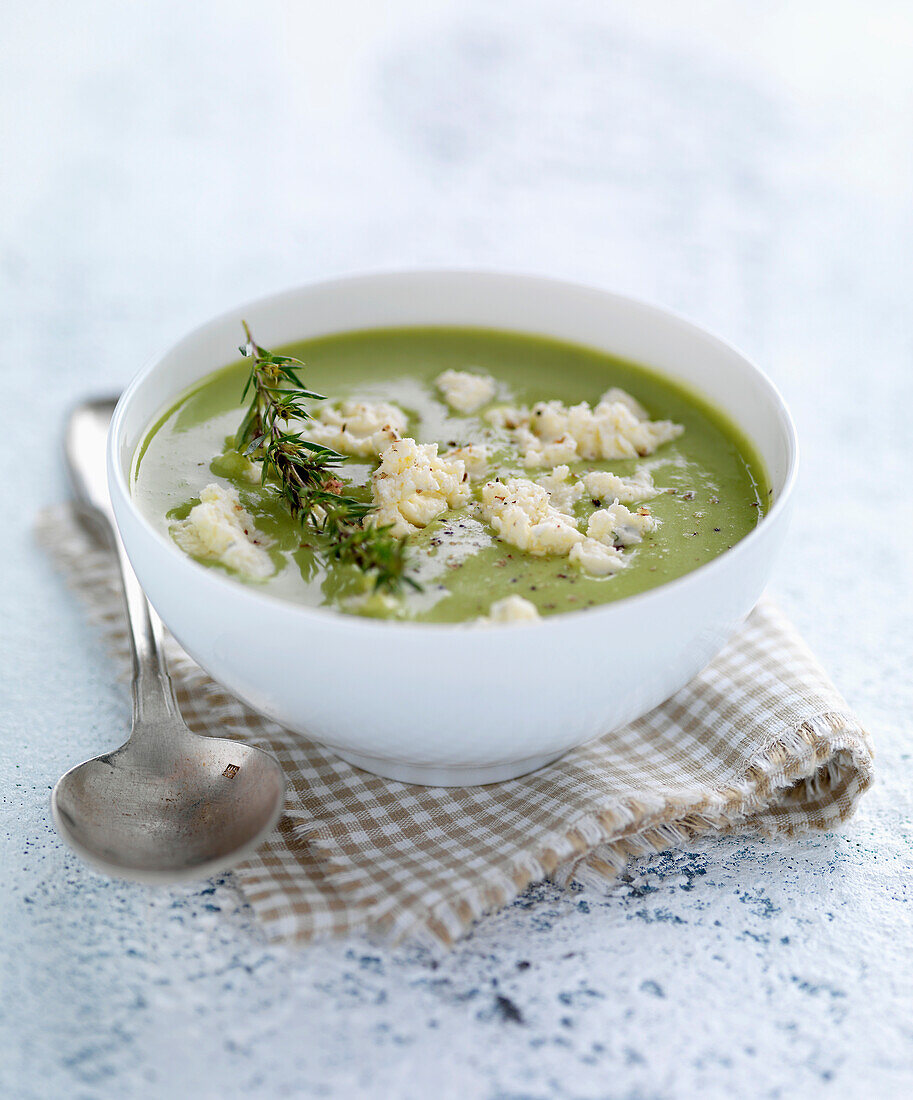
[{"x1": 51, "y1": 397, "x2": 285, "y2": 882}]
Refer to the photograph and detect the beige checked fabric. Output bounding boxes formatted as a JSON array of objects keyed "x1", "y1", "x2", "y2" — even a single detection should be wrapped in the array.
[{"x1": 36, "y1": 504, "x2": 874, "y2": 947}]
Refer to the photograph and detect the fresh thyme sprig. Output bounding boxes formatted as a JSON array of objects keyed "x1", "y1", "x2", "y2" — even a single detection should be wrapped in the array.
[{"x1": 236, "y1": 321, "x2": 416, "y2": 593}]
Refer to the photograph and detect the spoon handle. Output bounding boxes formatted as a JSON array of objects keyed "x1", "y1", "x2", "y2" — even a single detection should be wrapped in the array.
[
  {"x1": 110, "y1": 529, "x2": 182, "y2": 727},
  {"x1": 64, "y1": 399, "x2": 183, "y2": 731}
]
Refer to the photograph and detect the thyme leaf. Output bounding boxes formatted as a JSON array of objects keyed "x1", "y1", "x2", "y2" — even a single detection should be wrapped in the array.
[{"x1": 236, "y1": 322, "x2": 417, "y2": 593}]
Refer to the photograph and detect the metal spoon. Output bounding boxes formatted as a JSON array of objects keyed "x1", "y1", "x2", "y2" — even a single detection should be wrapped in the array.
[{"x1": 51, "y1": 397, "x2": 286, "y2": 882}]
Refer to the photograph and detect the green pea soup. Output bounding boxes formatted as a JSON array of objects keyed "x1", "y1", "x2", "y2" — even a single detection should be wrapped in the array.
[{"x1": 132, "y1": 326, "x2": 770, "y2": 622}]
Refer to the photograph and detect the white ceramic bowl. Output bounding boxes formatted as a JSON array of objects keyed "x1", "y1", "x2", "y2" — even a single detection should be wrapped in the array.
[{"x1": 109, "y1": 271, "x2": 797, "y2": 786}]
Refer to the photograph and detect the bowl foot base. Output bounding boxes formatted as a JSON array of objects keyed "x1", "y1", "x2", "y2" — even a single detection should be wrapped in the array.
[{"x1": 331, "y1": 749, "x2": 566, "y2": 787}]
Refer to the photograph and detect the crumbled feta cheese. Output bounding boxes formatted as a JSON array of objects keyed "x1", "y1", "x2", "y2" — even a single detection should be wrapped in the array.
[
  {"x1": 583, "y1": 469, "x2": 659, "y2": 504},
  {"x1": 371, "y1": 438, "x2": 472, "y2": 537},
  {"x1": 480, "y1": 595, "x2": 541, "y2": 624},
  {"x1": 436, "y1": 369, "x2": 497, "y2": 414},
  {"x1": 484, "y1": 405, "x2": 525, "y2": 431},
  {"x1": 569, "y1": 501, "x2": 659, "y2": 576},
  {"x1": 599, "y1": 387, "x2": 650, "y2": 420},
  {"x1": 442, "y1": 442, "x2": 492, "y2": 480},
  {"x1": 569, "y1": 538, "x2": 627, "y2": 576},
  {"x1": 480, "y1": 477, "x2": 583, "y2": 556},
  {"x1": 171, "y1": 483, "x2": 273, "y2": 580},
  {"x1": 305, "y1": 400, "x2": 408, "y2": 457},
  {"x1": 587, "y1": 501, "x2": 660, "y2": 547},
  {"x1": 537, "y1": 465, "x2": 585, "y2": 513},
  {"x1": 489, "y1": 396, "x2": 683, "y2": 467},
  {"x1": 514, "y1": 429, "x2": 580, "y2": 467}
]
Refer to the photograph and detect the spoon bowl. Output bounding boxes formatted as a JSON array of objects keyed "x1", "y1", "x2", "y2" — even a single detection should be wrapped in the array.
[
  {"x1": 53, "y1": 729, "x2": 285, "y2": 881},
  {"x1": 51, "y1": 397, "x2": 285, "y2": 881}
]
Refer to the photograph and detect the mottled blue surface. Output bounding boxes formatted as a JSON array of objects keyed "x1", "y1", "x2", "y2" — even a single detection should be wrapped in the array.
[{"x1": 2, "y1": 2, "x2": 911, "y2": 1097}]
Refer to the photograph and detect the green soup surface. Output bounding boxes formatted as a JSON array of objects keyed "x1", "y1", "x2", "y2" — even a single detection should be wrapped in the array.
[{"x1": 132, "y1": 326, "x2": 770, "y2": 622}]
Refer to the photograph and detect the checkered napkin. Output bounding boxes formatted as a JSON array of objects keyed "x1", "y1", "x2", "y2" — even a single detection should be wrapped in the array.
[{"x1": 37, "y1": 504, "x2": 874, "y2": 948}]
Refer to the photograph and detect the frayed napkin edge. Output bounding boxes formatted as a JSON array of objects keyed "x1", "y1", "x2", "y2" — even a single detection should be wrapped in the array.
[{"x1": 290, "y1": 711, "x2": 873, "y2": 950}]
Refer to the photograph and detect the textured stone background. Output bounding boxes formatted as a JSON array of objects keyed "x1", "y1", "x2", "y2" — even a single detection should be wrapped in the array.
[{"x1": 2, "y1": 2, "x2": 911, "y2": 1097}]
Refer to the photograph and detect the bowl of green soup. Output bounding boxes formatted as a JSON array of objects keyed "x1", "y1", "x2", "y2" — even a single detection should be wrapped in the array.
[{"x1": 109, "y1": 271, "x2": 797, "y2": 785}]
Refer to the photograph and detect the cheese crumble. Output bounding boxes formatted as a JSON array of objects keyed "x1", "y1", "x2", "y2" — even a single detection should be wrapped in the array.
[
  {"x1": 480, "y1": 595, "x2": 541, "y2": 624},
  {"x1": 488, "y1": 396, "x2": 683, "y2": 467},
  {"x1": 583, "y1": 468, "x2": 659, "y2": 504},
  {"x1": 305, "y1": 399, "x2": 408, "y2": 457},
  {"x1": 436, "y1": 369, "x2": 497, "y2": 414},
  {"x1": 443, "y1": 442, "x2": 493, "y2": 480},
  {"x1": 587, "y1": 501, "x2": 659, "y2": 547},
  {"x1": 567, "y1": 502, "x2": 659, "y2": 576},
  {"x1": 370, "y1": 438, "x2": 472, "y2": 537},
  {"x1": 599, "y1": 387, "x2": 650, "y2": 421},
  {"x1": 537, "y1": 465, "x2": 585, "y2": 513},
  {"x1": 170, "y1": 483, "x2": 273, "y2": 580},
  {"x1": 479, "y1": 477, "x2": 583, "y2": 556},
  {"x1": 568, "y1": 538, "x2": 626, "y2": 576}
]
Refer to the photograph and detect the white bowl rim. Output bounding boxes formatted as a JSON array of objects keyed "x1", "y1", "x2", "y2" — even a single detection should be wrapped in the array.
[{"x1": 108, "y1": 267, "x2": 799, "y2": 634}]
